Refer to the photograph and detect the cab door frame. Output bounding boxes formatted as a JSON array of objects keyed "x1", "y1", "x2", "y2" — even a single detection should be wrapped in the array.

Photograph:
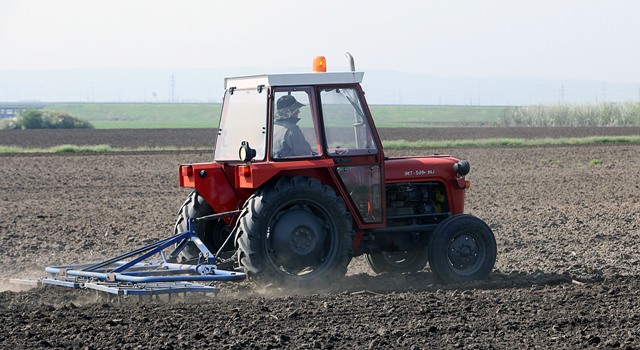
[{"x1": 316, "y1": 83, "x2": 386, "y2": 230}]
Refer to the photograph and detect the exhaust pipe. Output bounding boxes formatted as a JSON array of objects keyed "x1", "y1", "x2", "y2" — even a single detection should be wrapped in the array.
[{"x1": 345, "y1": 52, "x2": 355, "y2": 72}]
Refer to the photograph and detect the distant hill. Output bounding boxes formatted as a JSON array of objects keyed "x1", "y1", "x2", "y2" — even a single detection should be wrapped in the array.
[{"x1": 1, "y1": 67, "x2": 638, "y2": 105}]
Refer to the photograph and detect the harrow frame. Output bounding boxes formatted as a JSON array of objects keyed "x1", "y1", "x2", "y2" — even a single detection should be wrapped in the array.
[{"x1": 15, "y1": 217, "x2": 245, "y2": 296}]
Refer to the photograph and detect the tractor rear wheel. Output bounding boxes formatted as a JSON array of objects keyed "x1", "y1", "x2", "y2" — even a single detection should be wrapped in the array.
[
  {"x1": 365, "y1": 246, "x2": 429, "y2": 274},
  {"x1": 236, "y1": 176, "x2": 353, "y2": 289},
  {"x1": 174, "y1": 191, "x2": 233, "y2": 263},
  {"x1": 428, "y1": 214, "x2": 496, "y2": 284}
]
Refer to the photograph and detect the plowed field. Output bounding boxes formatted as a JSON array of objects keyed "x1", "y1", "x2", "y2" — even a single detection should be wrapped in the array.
[
  {"x1": 3, "y1": 126, "x2": 640, "y2": 148},
  {"x1": 1, "y1": 128, "x2": 639, "y2": 349}
]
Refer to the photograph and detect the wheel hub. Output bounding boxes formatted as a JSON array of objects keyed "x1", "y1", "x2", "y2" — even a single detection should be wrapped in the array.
[
  {"x1": 270, "y1": 208, "x2": 326, "y2": 271},
  {"x1": 448, "y1": 234, "x2": 479, "y2": 270},
  {"x1": 290, "y1": 226, "x2": 317, "y2": 254}
]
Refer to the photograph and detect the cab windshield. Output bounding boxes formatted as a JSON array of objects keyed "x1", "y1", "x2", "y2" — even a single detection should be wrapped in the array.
[{"x1": 214, "y1": 88, "x2": 267, "y2": 161}]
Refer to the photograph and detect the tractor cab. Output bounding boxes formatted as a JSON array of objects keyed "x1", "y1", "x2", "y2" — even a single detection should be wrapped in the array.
[
  {"x1": 215, "y1": 71, "x2": 378, "y2": 162},
  {"x1": 210, "y1": 66, "x2": 386, "y2": 227}
]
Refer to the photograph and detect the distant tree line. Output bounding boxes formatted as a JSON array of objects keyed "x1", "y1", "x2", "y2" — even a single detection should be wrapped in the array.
[
  {"x1": 0, "y1": 109, "x2": 94, "y2": 129},
  {"x1": 497, "y1": 102, "x2": 640, "y2": 127}
]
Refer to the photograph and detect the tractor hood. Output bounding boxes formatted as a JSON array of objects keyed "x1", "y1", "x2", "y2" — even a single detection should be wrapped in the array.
[{"x1": 384, "y1": 155, "x2": 462, "y2": 183}]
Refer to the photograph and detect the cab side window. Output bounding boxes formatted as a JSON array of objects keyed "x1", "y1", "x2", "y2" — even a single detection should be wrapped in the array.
[
  {"x1": 320, "y1": 87, "x2": 377, "y2": 156},
  {"x1": 271, "y1": 89, "x2": 321, "y2": 159}
]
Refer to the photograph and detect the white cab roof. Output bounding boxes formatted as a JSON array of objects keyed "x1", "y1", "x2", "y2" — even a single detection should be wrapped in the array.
[{"x1": 225, "y1": 72, "x2": 364, "y2": 90}]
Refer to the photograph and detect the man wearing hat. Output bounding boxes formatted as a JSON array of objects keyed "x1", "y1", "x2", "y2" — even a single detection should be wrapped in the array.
[{"x1": 272, "y1": 95, "x2": 313, "y2": 158}]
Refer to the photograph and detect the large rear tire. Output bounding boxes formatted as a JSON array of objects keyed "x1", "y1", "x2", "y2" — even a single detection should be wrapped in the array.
[
  {"x1": 236, "y1": 176, "x2": 353, "y2": 289},
  {"x1": 174, "y1": 191, "x2": 233, "y2": 263},
  {"x1": 365, "y1": 246, "x2": 429, "y2": 274},
  {"x1": 428, "y1": 214, "x2": 496, "y2": 284}
]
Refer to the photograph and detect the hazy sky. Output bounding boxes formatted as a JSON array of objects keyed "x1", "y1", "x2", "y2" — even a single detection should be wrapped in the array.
[{"x1": 1, "y1": 0, "x2": 639, "y2": 84}]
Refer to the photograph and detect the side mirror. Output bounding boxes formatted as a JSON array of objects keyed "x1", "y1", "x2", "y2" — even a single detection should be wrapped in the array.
[{"x1": 239, "y1": 141, "x2": 256, "y2": 162}]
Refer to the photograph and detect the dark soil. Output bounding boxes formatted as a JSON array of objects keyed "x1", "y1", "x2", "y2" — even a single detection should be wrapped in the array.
[
  {"x1": 2, "y1": 126, "x2": 640, "y2": 148},
  {"x1": 1, "y1": 129, "x2": 640, "y2": 349}
]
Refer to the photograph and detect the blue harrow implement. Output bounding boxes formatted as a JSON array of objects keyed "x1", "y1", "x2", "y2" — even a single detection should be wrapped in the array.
[{"x1": 13, "y1": 215, "x2": 245, "y2": 296}]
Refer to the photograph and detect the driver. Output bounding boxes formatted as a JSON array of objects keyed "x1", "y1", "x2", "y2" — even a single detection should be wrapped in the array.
[{"x1": 272, "y1": 95, "x2": 313, "y2": 158}]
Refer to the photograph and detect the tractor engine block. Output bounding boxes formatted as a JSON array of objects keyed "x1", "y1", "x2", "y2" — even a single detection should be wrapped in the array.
[{"x1": 385, "y1": 182, "x2": 448, "y2": 226}]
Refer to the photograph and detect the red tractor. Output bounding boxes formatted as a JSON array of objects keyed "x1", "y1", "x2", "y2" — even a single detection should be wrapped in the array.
[{"x1": 175, "y1": 55, "x2": 496, "y2": 288}]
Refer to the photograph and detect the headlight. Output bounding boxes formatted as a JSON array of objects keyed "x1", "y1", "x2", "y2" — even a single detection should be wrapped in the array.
[{"x1": 453, "y1": 159, "x2": 470, "y2": 176}]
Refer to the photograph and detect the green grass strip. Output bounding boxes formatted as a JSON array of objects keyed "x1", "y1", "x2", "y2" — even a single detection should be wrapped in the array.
[
  {"x1": 50, "y1": 144, "x2": 114, "y2": 153},
  {"x1": 1, "y1": 135, "x2": 639, "y2": 154},
  {"x1": 382, "y1": 135, "x2": 640, "y2": 148},
  {"x1": 0, "y1": 144, "x2": 116, "y2": 153}
]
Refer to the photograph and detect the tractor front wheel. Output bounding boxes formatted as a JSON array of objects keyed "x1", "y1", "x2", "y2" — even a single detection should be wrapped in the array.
[
  {"x1": 365, "y1": 246, "x2": 429, "y2": 274},
  {"x1": 428, "y1": 214, "x2": 496, "y2": 284},
  {"x1": 236, "y1": 176, "x2": 353, "y2": 289}
]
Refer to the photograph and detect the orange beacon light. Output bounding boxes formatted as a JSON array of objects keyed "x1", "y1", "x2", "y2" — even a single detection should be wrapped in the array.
[{"x1": 312, "y1": 56, "x2": 327, "y2": 72}]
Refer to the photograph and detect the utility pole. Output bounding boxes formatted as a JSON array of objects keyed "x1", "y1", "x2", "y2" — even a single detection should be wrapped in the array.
[
  {"x1": 171, "y1": 74, "x2": 176, "y2": 103},
  {"x1": 559, "y1": 84, "x2": 565, "y2": 104}
]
